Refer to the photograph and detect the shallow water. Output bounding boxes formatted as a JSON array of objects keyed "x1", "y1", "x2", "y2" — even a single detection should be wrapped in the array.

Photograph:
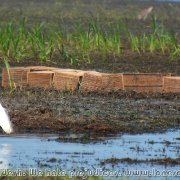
[{"x1": 0, "y1": 129, "x2": 179, "y2": 175}]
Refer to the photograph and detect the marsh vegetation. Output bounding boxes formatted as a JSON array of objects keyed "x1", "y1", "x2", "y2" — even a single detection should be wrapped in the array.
[{"x1": 0, "y1": 0, "x2": 179, "y2": 74}]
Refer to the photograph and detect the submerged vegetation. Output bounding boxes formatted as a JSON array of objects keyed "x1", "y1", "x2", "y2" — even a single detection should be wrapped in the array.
[{"x1": 0, "y1": 16, "x2": 179, "y2": 65}]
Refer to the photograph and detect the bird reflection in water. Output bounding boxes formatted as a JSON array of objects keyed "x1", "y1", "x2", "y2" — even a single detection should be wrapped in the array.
[{"x1": 0, "y1": 144, "x2": 11, "y2": 168}]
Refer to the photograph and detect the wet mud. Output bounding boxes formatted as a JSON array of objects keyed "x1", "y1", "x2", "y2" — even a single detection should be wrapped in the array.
[
  {"x1": 0, "y1": 88, "x2": 179, "y2": 135},
  {"x1": 101, "y1": 157, "x2": 180, "y2": 166}
]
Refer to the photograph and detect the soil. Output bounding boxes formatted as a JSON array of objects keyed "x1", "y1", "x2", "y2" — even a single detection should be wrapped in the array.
[
  {"x1": 4, "y1": 52, "x2": 179, "y2": 75},
  {"x1": 0, "y1": 88, "x2": 179, "y2": 135},
  {"x1": 101, "y1": 157, "x2": 180, "y2": 165}
]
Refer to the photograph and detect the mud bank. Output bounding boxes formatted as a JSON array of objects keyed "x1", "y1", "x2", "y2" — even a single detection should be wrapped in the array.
[{"x1": 0, "y1": 88, "x2": 179, "y2": 135}]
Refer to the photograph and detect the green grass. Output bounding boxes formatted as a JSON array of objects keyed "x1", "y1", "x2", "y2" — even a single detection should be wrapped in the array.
[
  {"x1": 0, "y1": 0, "x2": 179, "y2": 67},
  {"x1": 0, "y1": 16, "x2": 179, "y2": 65}
]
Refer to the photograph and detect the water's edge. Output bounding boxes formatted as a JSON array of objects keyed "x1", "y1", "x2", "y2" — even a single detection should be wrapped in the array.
[{"x1": 0, "y1": 129, "x2": 179, "y2": 172}]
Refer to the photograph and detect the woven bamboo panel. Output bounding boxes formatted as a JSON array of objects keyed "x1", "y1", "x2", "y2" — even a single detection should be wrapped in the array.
[
  {"x1": 53, "y1": 70, "x2": 84, "y2": 91},
  {"x1": 2, "y1": 67, "x2": 30, "y2": 87},
  {"x1": 28, "y1": 66, "x2": 58, "y2": 72},
  {"x1": 123, "y1": 73, "x2": 164, "y2": 87},
  {"x1": 102, "y1": 73, "x2": 123, "y2": 92},
  {"x1": 163, "y1": 77, "x2": 180, "y2": 93},
  {"x1": 123, "y1": 73, "x2": 168, "y2": 92},
  {"x1": 81, "y1": 72, "x2": 123, "y2": 92},
  {"x1": 27, "y1": 71, "x2": 54, "y2": 88},
  {"x1": 54, "y1": 69, "x2": 85, "y2": 75},
  {"x1": 81, "y1": 72, "x2": 102, "y2": 92}
]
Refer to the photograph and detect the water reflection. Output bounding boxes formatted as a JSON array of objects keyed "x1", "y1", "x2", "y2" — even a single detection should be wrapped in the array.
[
  {"x1": 0, "y1": 130, "x2": 179, "y2": 170},
  {"x1": 0, "y1": 144, "x2": 11, "y2": 168}
]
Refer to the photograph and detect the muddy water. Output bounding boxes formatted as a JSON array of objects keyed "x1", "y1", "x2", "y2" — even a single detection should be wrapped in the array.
[{"x1": 0, "y1": 129, "x2": 179, "y2": 172}]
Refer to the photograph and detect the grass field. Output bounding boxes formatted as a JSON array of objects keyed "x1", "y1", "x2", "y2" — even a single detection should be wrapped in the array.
[{"x1": 0, "y1": 0, "x2": 179, "y2": 73}]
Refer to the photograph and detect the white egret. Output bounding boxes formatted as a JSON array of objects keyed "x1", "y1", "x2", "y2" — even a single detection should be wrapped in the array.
[
  {"x1": 0, "y1": 103, "x2": 13, "y2": 134},
  {"x1": 138, "y1": 6, "x2": 153, "y2": 20}
]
